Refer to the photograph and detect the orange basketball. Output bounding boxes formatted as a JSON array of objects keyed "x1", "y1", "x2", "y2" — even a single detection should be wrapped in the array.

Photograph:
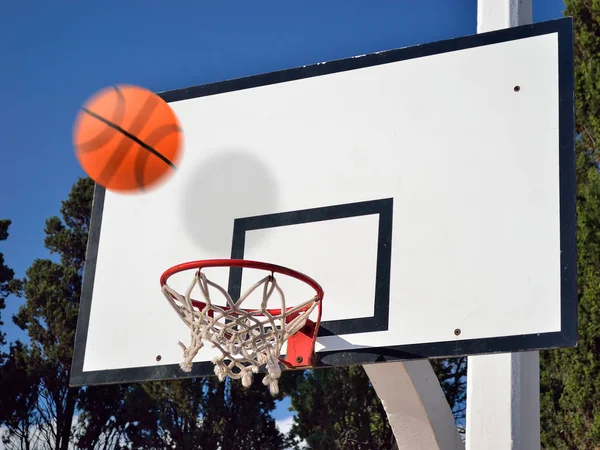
[{"x1": 73, "y1": 84, "x2": 182, "y2": 192}]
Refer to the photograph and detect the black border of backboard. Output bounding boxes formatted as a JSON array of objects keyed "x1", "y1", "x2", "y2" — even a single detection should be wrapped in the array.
[{"x1": 70, "y1": 17, "x2": 576, "y2": 387}]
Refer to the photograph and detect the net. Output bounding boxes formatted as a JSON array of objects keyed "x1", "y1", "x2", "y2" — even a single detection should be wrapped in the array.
[{"x1": 162, "y1": 269, "x2": 320, "y2": 395}]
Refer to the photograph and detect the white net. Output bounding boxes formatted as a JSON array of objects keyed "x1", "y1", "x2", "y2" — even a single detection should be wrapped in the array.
[{"x1": 162, "y1": 270, "x2": 319, "y2": 395}]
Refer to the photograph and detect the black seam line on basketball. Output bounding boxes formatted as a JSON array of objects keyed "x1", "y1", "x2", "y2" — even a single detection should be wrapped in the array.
[
  {"x1": 78, "y1": 87, "x2": 126, "y2": 153},
  {"x1": 133, "y1": 124, "x2": 178, "y2": 188},
  {"x1": 98, "y1": 94, "x2": 159, "y2": 186},
  {"x1": 81, "y1": 107, "x2": 177, "y2": 169},
  {"x1": 134, "y1": 124, "x2": 180, "y2": 191}
]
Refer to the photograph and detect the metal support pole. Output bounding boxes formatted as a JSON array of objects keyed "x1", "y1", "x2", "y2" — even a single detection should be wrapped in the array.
[
  {"x1": 364, "y1": 360, "x2": 464, "y2": 450},
  {"x1": 466, "y1": 1, "x2": 540, "y2": 449}
]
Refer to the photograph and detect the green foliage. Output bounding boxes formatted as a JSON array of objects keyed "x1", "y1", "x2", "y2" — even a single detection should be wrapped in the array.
[
  {"x1": 284, "y1": 366, "x2": 397, "y2": 450},
  {"x1": 14, "y1": 177, "x2": 94, "y2": 363},
  {"x1": 540, "y1": 147, "x2": 600, "y2": 448},
  {"x1": 431, "y1": 357, "x2": 467, "y2": 429},
  {"x1": 0, "y1": 220, "x2": 10, "y2": 350},
  {"x1": 44, "y1": 179, "x2": 94, "y2": 270},
  {"x1": 203, "y1": 377, "x2": 284, "y2": 450},
  {"x1": 0, "y1": 219, "x2": 21, "y2": 351},
  {"x1": 75, "y1": 375, "x2": 287, "y2": 449},
  {"x1": 566, "y1": 0, "x2": 600, "y2": 162},
  {"x1": 0, "y1": 342, "x2": 39, "y2": 450},
  {"x1": 117, "y1": 377, "x2": 285, "y2": 449},
  {"x1": 76, "y1": 375, "x2": 286, "y2": 449},
  {"x1": 73, "y1": 384, "x2": 133, "y2": 449},
  {"x1": 539, "y1": 1, "x2": 600, "y2": 448},
  {"x1": 5, "y1": 178, "x2": 96, "y2": 450}
]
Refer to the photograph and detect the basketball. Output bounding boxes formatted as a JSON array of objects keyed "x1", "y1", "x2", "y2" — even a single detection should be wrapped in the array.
[{"x1": 73, "y1": 84, "x2": 182, "y2": 193}]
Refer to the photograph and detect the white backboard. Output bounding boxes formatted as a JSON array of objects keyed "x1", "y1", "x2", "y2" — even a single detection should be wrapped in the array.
[{"x1": 71, "y1": 18, "x2": 576, "y2": 386}]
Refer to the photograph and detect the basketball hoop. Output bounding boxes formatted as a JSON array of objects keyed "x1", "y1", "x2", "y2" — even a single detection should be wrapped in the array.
[{"x1": 160, "y1": 259, "x2": 323, "y2": 395}]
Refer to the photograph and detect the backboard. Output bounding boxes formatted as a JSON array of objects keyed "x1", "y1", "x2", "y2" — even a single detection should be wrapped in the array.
[{"x1": 71, "y1": 18, "x2": 576, "y2": 387}]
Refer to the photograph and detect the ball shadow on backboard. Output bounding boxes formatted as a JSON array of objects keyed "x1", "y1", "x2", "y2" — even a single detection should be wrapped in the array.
[{"x1": 181, "y1": 149, "x2": 281, "y2": 257}]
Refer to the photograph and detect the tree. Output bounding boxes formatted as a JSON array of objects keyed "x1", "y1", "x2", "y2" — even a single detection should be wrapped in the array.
[
  {"x1": 0, "y1": 219, "x2": 21, "y2": 353},
  {"x1": 0, "y1": 220, "x2": 32, "y2": 449},
  {"x1": 539, "y1": 1, "x2": 600, "y2": 448},
  {"x1": 8, "y1": 178, "x2": 94, "y2": 450},
  {"x1": 0, "y1": 220, "x2": 10, "y2": 351},
  {"x1": 74, "y1": 370, "x2": 286, "y2": 450},
  {"x1": 72, "y1": 384, "x2": 133, "y2": 450},
  {"x1": 431, "y1": 358, "x2": 467, "y2": 431},
  {"x1": 0, "y1": 342, "x2": 40, "y2": 450},
  {"x1": 284, "y1": 366, "x2": 397, "y2": 450},
  {"x1": 203, "y1": 377, "x2": 284, "y2": 450},
  {"x1": 114, "y1": 376, "x2": 285, "y2": 450},
  {"x1": 2, "y1": 179, "x2": 136, "y2": 450}
]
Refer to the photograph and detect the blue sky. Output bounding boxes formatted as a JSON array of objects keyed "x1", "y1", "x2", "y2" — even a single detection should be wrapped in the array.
[{"x1": 0, "y1": 0, "x2": 565, "y2": 421}]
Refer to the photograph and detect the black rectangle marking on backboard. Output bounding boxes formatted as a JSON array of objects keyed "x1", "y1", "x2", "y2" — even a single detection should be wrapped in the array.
[{"x1": 229, "y1": 198, "x2": 393, "y2": 336}]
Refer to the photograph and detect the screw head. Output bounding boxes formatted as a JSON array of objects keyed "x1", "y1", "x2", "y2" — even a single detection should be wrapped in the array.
[
  {"x1": 156, "y1": 355, "x2": 162, "y2": 362},
  {"x1": 454, "y1": 328, "x2": 461, "y2": 336},
  {"x1": 296, "y1": 356, "x2": 303, "y2": 364},
  {"x1": 514, "y1": 85, "x2": 521, "y2": 92}
]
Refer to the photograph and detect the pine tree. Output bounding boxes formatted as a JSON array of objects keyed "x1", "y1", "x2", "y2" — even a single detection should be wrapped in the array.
[
  {"x1": 0, "y1": 220, "x2": 32, "y2": 449},
  {"x1": 9, "y1": 178, "x2": 94, "y2": 450},
  {"x1": 1, "y1": 178, "x2": 126, "y2": 450},
  {"x1": 0, "y1": 342, "x2": 40, "y2": 450},
  {"x1": 0, "y1": 219, "x2": 21, "y2": 353},
  {"x1": 117, "y1": 376, "x2": 285, "y2": 449},
  {"x1": 539, "y1": 1, "x2": 600, "y2": 448},
  {"x1": 284, "y1": 366, "x2": 397, "y2": 450},
  {"x1": 431, "y1": 358, "x2": 467, "y2": 430},
  {"x1": 0, "y1": 220, "x2": 10, "y2": 351}
]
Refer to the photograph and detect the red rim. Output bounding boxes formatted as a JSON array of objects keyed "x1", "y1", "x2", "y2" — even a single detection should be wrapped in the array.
[{"x1": 160, "y1": 259, "x2": 324, "y2": 307}]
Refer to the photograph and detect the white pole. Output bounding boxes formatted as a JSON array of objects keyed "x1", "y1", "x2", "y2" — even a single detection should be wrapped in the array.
[
  {"x1": 477, "y1": 0, "x2": 532, "y2": 30},
  {"x1": 467, "y1": 1, "x2": 540, "y2": 449},
  {"x1": 364, "y1": 360, "x2": 464, "y2": 450}
]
